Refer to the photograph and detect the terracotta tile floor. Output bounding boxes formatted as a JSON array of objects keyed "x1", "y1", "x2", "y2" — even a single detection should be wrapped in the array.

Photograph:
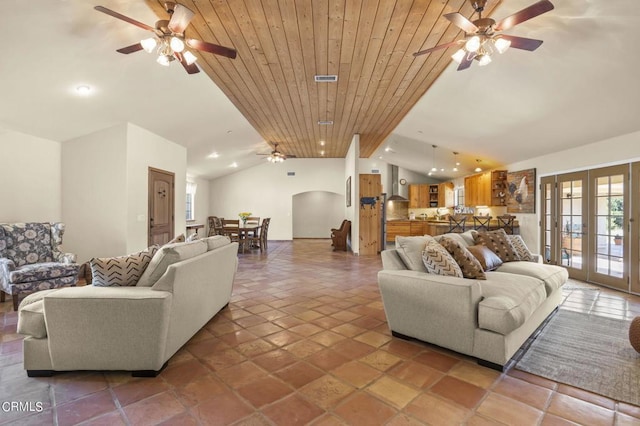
[{"x1": 1, "y1": 239, "x2": 640, "y2": 425}]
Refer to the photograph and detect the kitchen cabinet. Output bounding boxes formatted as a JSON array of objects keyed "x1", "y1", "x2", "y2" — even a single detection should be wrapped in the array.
[
  {"x1": 386, "y1": 221, "x2": 411, "y2": 242},
  {"x1": 465, "y1": 172, "x2": 494, "y2": 207},
  {"x1": 438, "y1": 182, "x2": 455, "y2": 208},
  {"x1": 409, "y1": 183, "x2": 453, "y2": 208}
]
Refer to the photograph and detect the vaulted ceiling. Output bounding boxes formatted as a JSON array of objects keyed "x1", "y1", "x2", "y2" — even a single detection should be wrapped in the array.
[{"x1": 144, "y1": 0, "x2": 500, "y2": 159}]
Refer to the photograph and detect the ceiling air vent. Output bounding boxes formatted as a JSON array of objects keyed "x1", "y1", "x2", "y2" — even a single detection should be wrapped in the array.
[
  {"x1": 317, "y1": 120, "x2": 334, "y2": 125},
  {"x1": 314, "y1": 75, "x2": 338, "y2": 82}
]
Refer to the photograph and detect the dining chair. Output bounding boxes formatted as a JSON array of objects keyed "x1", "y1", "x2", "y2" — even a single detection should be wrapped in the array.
[
  {"x1": 207, "y1": 216, "x2": 224, "y2": 236},
  {"x1": 497, "y1": 214, "x2": 516, "y2": 234},
  {"x1": 222, "y1": 219, "x2": 240, "y2": 243},
  {"x1": 473, "y1": 215, "x2": 492, "y2": 232},
  {"x1": 448, "y1": 215, "x2": 467, "y2": 233},
  {"x1": 260, "y1": 218, "x2": 271, "y2": 251}
]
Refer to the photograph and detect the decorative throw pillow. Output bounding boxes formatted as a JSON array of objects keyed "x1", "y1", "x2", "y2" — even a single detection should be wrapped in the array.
[
  {"x1": 90, "y1": 245, "x2": 159, "y2": 287},
  {"x1": 166, "y1": 234, "x2": 185, "y2": 245},
  {"x1": 473, "y1": 229, "x2": 521, "y2": 263},
  {"x1": 507, "y1": 235, "x2": 534, "y2": 262},
  {"x1": 439, "y1": 237, "x2": 486, "y2": 280},
  {"x1": 421, "y1": 241, "x2": 463, "y2": 278},
  {"x1": 395, "y1": 235, "x2": 436, "y2": 272},
  {"x1": 467, "y1": 245, "x2": 503, "y2": 271}
]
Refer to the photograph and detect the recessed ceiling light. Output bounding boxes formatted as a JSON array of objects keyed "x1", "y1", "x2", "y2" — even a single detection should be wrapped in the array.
[
  {"x1": 207, "y1": 152, "x2": 219, "y2": 159},
  {"x1": 320, "y1": 150, "x2": 325, "y2": 156},
  {"x1": 75, "y1": 85, "x2": 91, "y2": 95},
  {"x1": 230, "y1": 162, "x2": 238, "y2": 168},
  {"x1": 226, "y1": 130, "x2": 232, "y2": 134},
  {"x1": 319, "y1": 141, "x2": 325, "y2": 146}
]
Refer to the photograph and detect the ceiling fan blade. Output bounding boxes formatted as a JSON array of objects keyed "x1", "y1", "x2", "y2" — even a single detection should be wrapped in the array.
[
  {"x1": 457, "y1": 53, "x2": 474, "y2": 71},
  {"x1": 116, "y1": 43, "x2": 144, "y2": 54},
  {"x1": 175, "y1": 52, "x2": 200, "y2": 74},
  {"x1": 443, "y1": 12, "x2": 479, "y2": 33},
  {"x1": 94, "y1": 6, "x2": 155, "y2": 32},
  {"x1": 168, "y1": 4, "x2": 195, "y2": 34},
  {"x1": 500, "y1": 35, "x2": 544, "y2": 51},
  {"x1": 413, "y1": 41, "x2": 460, "y2": 57},
  {"x1": 186, "y1": 39, "x2": 237, "y2": 59},
  {"x1": 494, "y1": 0, "x2": 554, "y2": 32}
]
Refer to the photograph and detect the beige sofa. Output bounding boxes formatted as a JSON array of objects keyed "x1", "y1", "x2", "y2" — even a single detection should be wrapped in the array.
[
  {"x1": 378, "y1": 231, "x2": 568, "y2": 370},
  {"x1": 17, "y1": 236, "x2": 238, "y2": 377}
]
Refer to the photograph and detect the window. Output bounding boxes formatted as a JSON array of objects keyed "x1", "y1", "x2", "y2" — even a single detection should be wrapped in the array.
[
  {"x1": 454, "y1": 187, "x2": 465, "y2": 207},
  {"x1": 186, "y1": 181, "x2": 197, "y2": 221}
]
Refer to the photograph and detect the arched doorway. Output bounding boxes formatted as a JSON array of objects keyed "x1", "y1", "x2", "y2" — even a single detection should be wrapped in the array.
[{"x1": 292, "y1": 191, "x2": 343, "y2": 238}]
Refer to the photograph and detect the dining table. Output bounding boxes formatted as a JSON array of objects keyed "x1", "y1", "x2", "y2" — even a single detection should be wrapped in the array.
[{"x1": 223, "y1": 223, "x2": 260, "y2": 253}]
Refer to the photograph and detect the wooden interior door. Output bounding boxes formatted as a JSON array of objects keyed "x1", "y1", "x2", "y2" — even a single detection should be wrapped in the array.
[
  {"x1": 359, "y1": 174, "x2": 382, "y2": 255},
  {"x1": 148, "y1": 167, "x2": 175, "y2": 246}
]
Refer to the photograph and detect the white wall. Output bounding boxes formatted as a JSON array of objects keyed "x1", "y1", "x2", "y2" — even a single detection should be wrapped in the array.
[
  {"x1": 126, "y1": 124, "x2": 187, "y2": 253},
  {"x1": 507, "y1": 130, "x2": 640, "y2": 250},
  {"x1": 0, "y1": 131, "x2": 62, "y2": 222},
  {"x1": 345, "y1": 135, "x2": 359, "y2": 254},
  {"x1": 292, "y1": 191, "x2": 343, "y2": 238},
  {"x1": 62, "y1": 123, "x2": 187, "y2": 262},
  {"x1": 62, "y1": 124, "x2": 129, "y2": 261},
  {"x1": 209, "y1": 158, "x2": 345, "y2": 241},
  {"x1": 188, "y1": 175, "x2": 210, "y2": 236}
]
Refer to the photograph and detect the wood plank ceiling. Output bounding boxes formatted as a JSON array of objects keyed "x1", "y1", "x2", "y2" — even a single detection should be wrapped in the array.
[{"x1": 145, "y1": 0, "x2": 500, "y2": 159}]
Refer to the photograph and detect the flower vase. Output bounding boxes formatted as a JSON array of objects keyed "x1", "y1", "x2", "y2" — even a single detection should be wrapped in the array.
[{"x1": 242, "y1": 219, "x2": 247, "y2": 227}]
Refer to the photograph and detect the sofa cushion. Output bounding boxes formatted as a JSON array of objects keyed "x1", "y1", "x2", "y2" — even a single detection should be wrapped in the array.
[
  {"x1": 421, "y1": 241, "x2": 463, "y2": 278},
  {"x1": 17, "y1": 289, "x2": 61, "y2": 338},
  {"x1": 137, "y1": 240, "x2": 208, "y2": 287},
  {"x1": 395, "y1": 235, "x2": 436, "y2": 272},
  {"x1": 91, "y1": 246, "x2": 159, "y2": 287},
  {"x1": 473, "y1": 229, "x2": 521, "y2": 262},
  {"x1": 507, "y1": 235, "x2": 534, "y2": 262},
  {"x1": 203, "y1": 235, "x2": 231, "y2": 251},
  {"x1": 467, "y1": 245, "x2": 503, "y2": 271},
  {"x1": 496, "y1": 262, "x2": 568, "y2": 296},
  {"x1": 439, "y1": 237, "x2": 486, "y2": 280},
  {"x1": 478, "y1": 272, "x2": 547, "y2": 335},
  {"x1": 9, "y1": 262, "x2": 79, "y2": 284}
]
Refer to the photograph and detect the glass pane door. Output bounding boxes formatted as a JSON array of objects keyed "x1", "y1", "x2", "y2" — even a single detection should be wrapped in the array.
[
  {"x1": 557, "y1": 172, "x2": 588, "y2": 280},
  {"x1": 540, "y1": 176, "x2": 556, "y2": 264},
  {"x1": 632, "y1": 161, "x2": 640, "y2": 294},
  {"x1": 589, "y1": 165, "x2": 628, "y2": 291}
]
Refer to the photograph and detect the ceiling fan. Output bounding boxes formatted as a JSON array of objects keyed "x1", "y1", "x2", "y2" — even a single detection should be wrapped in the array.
[
  {"x1": 94, "y1": 2, "x2": 236, "y2": 74},
  {"x1": 413, "y1": 0, "x2": 554, "y2": 70},
  {"x1": 257, "y1": 143, "x2": 297, "y2": 163}
]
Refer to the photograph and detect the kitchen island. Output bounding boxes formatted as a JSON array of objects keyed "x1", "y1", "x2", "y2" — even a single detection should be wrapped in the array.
[{"x1": 386, "y1": 218, "x2": 519, "y2": 242}]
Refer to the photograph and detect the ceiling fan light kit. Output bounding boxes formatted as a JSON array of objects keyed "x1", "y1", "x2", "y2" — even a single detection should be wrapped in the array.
[
  {"x1": 259, "y1": 142, "x2": 296, "y2": 163},
  {"x1": 94, "y1": 2, "x2": 237, "y2": 75},
  {"x1": 413, "y1": 0, "x2": 554, "y2": 71}
]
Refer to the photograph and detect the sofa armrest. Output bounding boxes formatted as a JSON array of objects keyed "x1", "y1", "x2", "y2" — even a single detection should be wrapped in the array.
[
  {"x1": 377, "y1": 270, "x2": 482, "y2": 355},
  {"x1": 0, "y1": 258, "x2": 15, "y2": 289},
  {"x1": 530, "y1": 253, "x2": 543, "y2": 263},
  {"x1": 53, "y1": 252, "x2": 76, "y2": 264},
  {"x1": 43, "y1": 286, "x2": 172, "y2": 371}
]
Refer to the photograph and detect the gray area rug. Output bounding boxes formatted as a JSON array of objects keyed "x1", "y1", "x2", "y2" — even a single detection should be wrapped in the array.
[{"x1": 516, "y1": 309, "x2": 640, "y2": 405}]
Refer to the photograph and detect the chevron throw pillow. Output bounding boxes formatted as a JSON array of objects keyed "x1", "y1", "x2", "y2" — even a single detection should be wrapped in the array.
[
  {"x1": 90, "y1": 245, "x2": 159, "y2": 287},
  {"x1": 421, "y1": 241, "x2": 463, "y2": 278},
  {"x1": 507, "y1": 235, "x2": 534, "y2": 262}
]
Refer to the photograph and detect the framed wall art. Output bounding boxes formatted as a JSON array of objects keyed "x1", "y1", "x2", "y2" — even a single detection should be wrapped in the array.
[{"x1": 506, "y1": 168, "x2": 536, "y2": 213}]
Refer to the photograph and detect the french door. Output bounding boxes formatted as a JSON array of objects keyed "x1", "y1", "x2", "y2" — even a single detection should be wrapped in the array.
[
  {"x1": 541, "y1": 164, "x2": 630, "y2": 291},
  {"x1": 632, "y1": 162, "x2": 640, "y2": 294}
]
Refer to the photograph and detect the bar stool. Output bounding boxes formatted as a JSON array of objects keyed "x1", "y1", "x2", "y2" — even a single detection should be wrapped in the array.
[
  {"x1": 497, "y1": 214, "x2": 516, "y2": 234},
  {"x1": 473, "y1": 216, "x2": 491, "y2": 232},
  {"x1": 448, "y1": 215, "x2": 467, "y2": 233}
]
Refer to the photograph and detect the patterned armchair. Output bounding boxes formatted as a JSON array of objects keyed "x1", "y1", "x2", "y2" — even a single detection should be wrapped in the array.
[{"x1": 0, "y1": 223, "x2": 79, "y2": 311}]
